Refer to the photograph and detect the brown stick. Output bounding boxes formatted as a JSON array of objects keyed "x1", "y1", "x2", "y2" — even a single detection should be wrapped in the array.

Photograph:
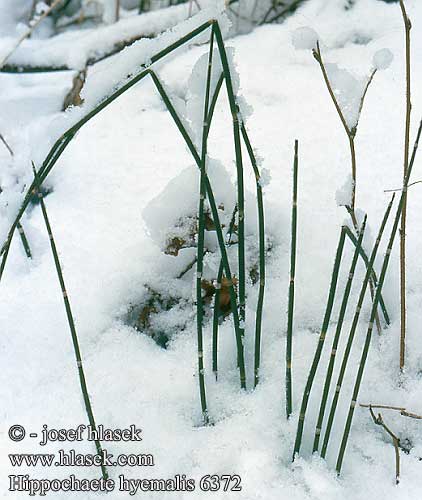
[
  {"x1": 399, "y1": 0, "x2": 411, "y2": 371},
  {"x1": 0, "y1": 0, "x2": 63, "y2": 69},
  {"x1": 368, "y1": 406, "x2": 401, "y2": 485},
  {"x1": 361, "y1": 403, "x2": 422, "y2": 420}
]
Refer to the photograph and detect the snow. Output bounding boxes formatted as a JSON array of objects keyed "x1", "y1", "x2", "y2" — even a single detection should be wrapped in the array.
[
  {"x1": 1, "y1": 0, "x2": 422, "y2": 499},
  {"x1": 335, "y1": 174, "x2": 354, "y2": 208},
  {"x1": 373, "y1": 48, "x2": 394, "y2": 71},
  {"x1": 291, "y1": 26, "x2": 319, "y2": 50}
]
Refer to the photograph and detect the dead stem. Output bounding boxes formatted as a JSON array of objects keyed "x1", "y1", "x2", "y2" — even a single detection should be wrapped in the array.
[
  {"x1": 368, "y1": 406, "x2": 401, "y2": 484},
  {"x1": 399, "y1": 0, "x2": 412, "y2": 372}
]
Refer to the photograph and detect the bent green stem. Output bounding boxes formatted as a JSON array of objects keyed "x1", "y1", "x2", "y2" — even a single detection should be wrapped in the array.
[{"x1": 33, "y1": 166, "x2": 107, "y2": 481}]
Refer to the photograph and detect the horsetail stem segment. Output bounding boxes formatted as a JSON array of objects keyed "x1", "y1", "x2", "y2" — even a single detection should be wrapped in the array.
[
  {"x1": 240, "y1": 124, "x2": 266, "y2": 388},
  {"x1": 286, "y1": 140, "x2": 298, "y2": 415},
  {"x1": 1, "y1": 20, "x2": 214, "y2": 283},
  {"x1": 17, "y1": 222, "x2": 32, "y2": 259},
  {"x1": 214, "y1": 23, "x2": 246, "y2": 379},
  {"x1": 32, "y1": 165, "x2": 108, "y2": 481},
  {"x1": 336, "y1": 119, "x2": 422, "y2": 475},
  {"x1": 293, "y1": 226, "x2": 347, "y2": 459},
  {"x1": 312, "y1": 215, "x2": 367, "y2": 453},
  {"x1": 212, "y1": 205, "x2": 238, "y2": 381},
  {"x1": 148, "y1": 69, "x2": 245, "y2": 389},
  {"x1": 343, "y1": 227, "x2": 390, "y2": 325},
  {"x1": 321, "y1": 194, "x2": 395, "y2": 459},
  {"x1": 204, "y1": 68, "x2": 267, "y2": 389},
  {"x1": 195, "y1": 27, "x2": 215, "y2": 424}
]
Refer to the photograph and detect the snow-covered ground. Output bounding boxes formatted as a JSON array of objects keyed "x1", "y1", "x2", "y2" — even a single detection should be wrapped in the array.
[{"x1": 1, "y1": 0, "x2": 422, "y2": 498}]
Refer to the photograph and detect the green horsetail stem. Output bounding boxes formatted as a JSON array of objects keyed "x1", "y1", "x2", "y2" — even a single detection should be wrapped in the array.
[
  {"x1": 336, "y1": 118, "x2": 422, "y2": 474},
  {"x1": 148, "y1": 69, "x2": 245, "y2": 389},
  {"x1": 214, "y1": 23, "x2": 246, "y2": 387},
  {"x1": 286, "y1": 140, "x2": 298, "y2": 415},
  {"x1": 312, "y1": 215, "x2": 367, "y2": 452},
  {"x1": 344, "y1": 227, "x2": 390, "y2": 326},
  {"x1": 212, "y1": 205, "x2": 238, "y2": 381},
  {"x1": 16, "y1": 222, "x2": 32, "y2": 259},
  {"x1": 32, "y1": 166, "x2": 107, "y2": 481},
  {"x1": 1, "y1": 20, "x2": 214, "y2": 283},
  {"x1": 207, "y1": 69, "x2": 267, "y2": 387},
  {"x1": 240, "y1": 124, "x2": 266, "y2": 388},
  {"x1": 195, "y1": 28, "x2": 215, "y2": 424},
  {"x1": 293, "y1": 226, "x2": 348, "y2": 459},
  {"x1": 321, "y1": 194, "x2": 395, "y2": 459}
]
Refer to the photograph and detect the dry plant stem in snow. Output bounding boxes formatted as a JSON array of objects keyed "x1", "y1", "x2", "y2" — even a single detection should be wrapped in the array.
[
  {"x1": 399, "y1": 0, "x2": 412, "y2": 371},
  {"x1": 321, "y1": 194, "x2": 395, "y2": 459},
  {"x1": 0, "y1": 0, "x2": 63, "y2": 69},
  {"x1": 32, "y1": 165, "x2": 107, "y2": 481},
  {"x1": 313, "y1": 41, "x2": 382, "y2": 333},
  {"x1": 368, "y1": 406, "x2": 401, "y2": 485},
  {"x1": 286, "y1": 140, "x2": 298, "y2": 418},
  {"x1": 195, "y1": 28, "x2": 215, "y2": 424},
  {"x1": 336, "y1": 119, "x2": 422, "y2": 475},
  {"x1": 293, "y1": 225, "x2": 348, "y2": 459},
  {"x1": 360, "y1": 403, "x2": 422, "y2": 420},
  {"x1": 312, "y1": 215, "x2": 367, "y2": 453}
]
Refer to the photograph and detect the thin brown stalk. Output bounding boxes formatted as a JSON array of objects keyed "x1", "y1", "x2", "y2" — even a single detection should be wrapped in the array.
[
  {"x1": 361, "y1": 403, "x2": 422, "y2": 420},
  {"x1": 368, "y1": 406, "x2": 400, "y2": 484},
  {"x1": 399, "y1": 0, "x2": 411, "y2": 371},
  {"x1": 0, "y1": 0, "x2": 63, "y2": 69}
]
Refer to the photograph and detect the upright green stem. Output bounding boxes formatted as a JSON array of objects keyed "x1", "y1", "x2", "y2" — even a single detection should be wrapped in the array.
[
  {"x1": 195, "y1": 29, "x2": 215, "y2": 423},
  {"x1": 212, "y1": 205, "x2": 238, "y2": 381},
  {"x1": 293, "y1": 226, "x2": 347, "y2": 459},
  {"x1": 240, "y1": 124, "x2": 266, "y2": 389},
  {"x1": 312, "y1": 215, "x2": 367, "y2": 452},
  {"x1": 286, "y1": 140, "x2": 298, "y2": 416},
  {"x1": 214, "y1": 23, "x2": 246, "y2": 388},
  {"x1": 148, "y1": 68, "x2": 245, "y2": 388},
  {"x1": 321, "y1": 195, "x2": 395, "y2": 459},
  {"x1": 32, "y1": 166, "x2": 107, "y2": 481},
  {"x1": 399, "y1": 0, "x2": 411, "y2": 371},
  {"x1": 336, "y1": 119, "x2": 422, "y2": 474}
]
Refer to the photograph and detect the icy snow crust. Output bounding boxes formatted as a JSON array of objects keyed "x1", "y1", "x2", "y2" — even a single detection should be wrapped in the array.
[{"x1": 1, "y1": 0, "x2": 422, "y2": 499}]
